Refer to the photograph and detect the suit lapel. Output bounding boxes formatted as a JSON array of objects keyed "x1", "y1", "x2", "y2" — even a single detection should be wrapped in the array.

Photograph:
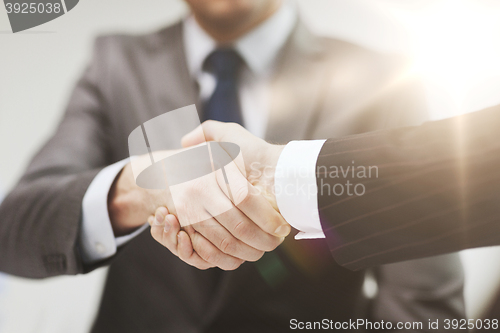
[{"x1": 149, "y1": 22, "x2": 201, "y2": 118}]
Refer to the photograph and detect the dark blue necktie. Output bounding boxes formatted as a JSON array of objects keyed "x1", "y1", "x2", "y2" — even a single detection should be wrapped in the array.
[{"x1": 202, "y1": 48, "x2": 244, "y2": 125}]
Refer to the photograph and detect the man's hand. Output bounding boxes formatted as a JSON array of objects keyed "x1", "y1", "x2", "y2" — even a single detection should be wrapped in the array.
[
  {"x1": 108, "y1": 140, "x2": 291, "y2": 270},
  {"x1": 108, "y1": 162, "x2": 167, "y2": 236},
  {"x1": 149, "y1": 206, "x2": 250, "y2": 270},
  {"x1": 182, "y1": 120, "x2": 285, "y2": 211},
  {"x1": 146, "y1": 121, "x2": 289, "y2": 270}
]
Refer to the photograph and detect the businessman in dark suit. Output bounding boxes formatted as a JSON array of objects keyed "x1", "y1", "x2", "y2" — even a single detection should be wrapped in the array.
[
  {"x1": 0, "y1": 0, "x2": 465, "y2": 331},
  {"x1": 186, "y1": 104, "x2": 500, "y2": 271}
]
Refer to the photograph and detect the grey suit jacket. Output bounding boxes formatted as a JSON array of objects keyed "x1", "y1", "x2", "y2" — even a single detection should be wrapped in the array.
[{"x1": 0, "y1": 20, "x2": 464, "y2": 332}]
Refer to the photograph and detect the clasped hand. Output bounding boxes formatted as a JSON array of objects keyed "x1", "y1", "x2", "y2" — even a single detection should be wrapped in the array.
[{"x1": 109, "y1": 121, "x2": 289, "y2": 270}]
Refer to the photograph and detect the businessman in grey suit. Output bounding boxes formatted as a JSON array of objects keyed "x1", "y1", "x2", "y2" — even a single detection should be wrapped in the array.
[{"x1": 0, "y1": 0, "x2": 464, "y2": 331}]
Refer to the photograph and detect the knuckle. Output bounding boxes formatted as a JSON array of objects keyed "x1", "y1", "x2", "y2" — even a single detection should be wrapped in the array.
[
  {"x1": 199, "y1": 247, "x2": 218, "y2": 265},
  {"x1": 232, "y1": 220, "x2": 249, "y2": 239},
  {"x1": 219, "y1": 237, "x2": 236, "y2": 255},
  {"x1": 109, "y1": 198, "x2": 129, "y2": 224},
  {"x1": 234, "y1": 184, "x2": 251, "y2": 206},
  {"x1": 155, "y1": 206, "x2": 168, "y2": 216},
  {"x1": 204, "y1": 120, "x2": 217, "y2": 128},
  {"x1": 229, "y1": 122, "x2": 243, "y2": 132},
  {"x1": 266, "y1": 214, "x2": 283, "y2": 233}
]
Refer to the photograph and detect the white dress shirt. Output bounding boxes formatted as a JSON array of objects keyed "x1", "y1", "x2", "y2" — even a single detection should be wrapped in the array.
[
  {"x1": 275, "y1": 140, "x2": 326, "y2": 239},
  {"x1": 79, "y1": 0, "x2": 325, "y2": 263}
]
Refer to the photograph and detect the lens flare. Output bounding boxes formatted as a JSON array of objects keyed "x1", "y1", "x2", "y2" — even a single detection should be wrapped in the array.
[{"x1": 389, "y1": 0, "x2": 500, "y2": 117}]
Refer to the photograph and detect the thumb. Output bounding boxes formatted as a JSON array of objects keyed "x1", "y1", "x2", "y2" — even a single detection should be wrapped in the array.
[{"x1": 181, "y1": 120, "x2": 226, "y2": 147}]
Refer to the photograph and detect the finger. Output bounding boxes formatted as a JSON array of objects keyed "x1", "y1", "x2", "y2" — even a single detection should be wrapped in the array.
[
  {"x1": 147, "y1": 206, "x2": 169, "y2": 227},
  {"x1": 187, "y1": 179, "x2": 274, "y2": 255},
  {"x1": 182, "y1": 120, "x2": 234, "y2": 147},
  {"x1": 214, "y1": 167, "x2": 290, "y2": 238},
  {"x1": 210, "y1": 159, "x2": 290, "y2": 238},
  {"x1": 181, "y1": 121, "x2": 215, "y2": 147},
  {"x1": 185, "y1": 227, "x2": 244, "y2": 271},
  {"x1": 181, "y1": 124, "x2": 206, "y2": 147},
  {"x1": 177, "y1": 231, "x2": 214, "y2": 270},
  {"x1": 155, "y1": 206, "x2": 169, "y2": 224},
  {"x1": 238, "y1": 183, "x2": 291, "y2": 238},
  {"x1": 192, "y1": 217, "x2": 264, "y2": 261},
  {"x1": 150, "y1": 212, "x2": 180, "y2": 257},
  {"x1": 147, "y1": 215, "x2": 154, "y2": 227},
  {"x1": 212, "y1": 207, "x2": 282, "y2": 253},
  {"x1": 201, "y1": 159, "x2": 286, "y2": 251}
]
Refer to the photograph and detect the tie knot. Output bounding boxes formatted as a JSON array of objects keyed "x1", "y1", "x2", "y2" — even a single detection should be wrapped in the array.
[{"x1": 204, "y1": 48, "x2": 243, "y2": 79}]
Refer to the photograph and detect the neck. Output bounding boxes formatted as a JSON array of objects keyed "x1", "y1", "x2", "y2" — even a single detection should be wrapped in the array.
[{"x1": 193, "y1": 1, "x2": 282, "y2": 44}]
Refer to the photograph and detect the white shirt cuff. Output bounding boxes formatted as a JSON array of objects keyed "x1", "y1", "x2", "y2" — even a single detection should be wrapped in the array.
[
  {"x1": 79, "y1": 158, "x2": 147, "y2": 263},
  {"x1": 274, "y1": 140, "x2": 327, "y2": 240}
]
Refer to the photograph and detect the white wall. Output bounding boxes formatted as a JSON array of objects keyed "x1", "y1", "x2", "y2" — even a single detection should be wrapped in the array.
[{"x1": 1, "y1": 1, "x2": 500, "y2": 331}]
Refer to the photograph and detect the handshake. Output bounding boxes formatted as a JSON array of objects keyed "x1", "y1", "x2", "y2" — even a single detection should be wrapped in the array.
[{"x1": 108, "y1": 121, "x2": 292, "y2": 271}]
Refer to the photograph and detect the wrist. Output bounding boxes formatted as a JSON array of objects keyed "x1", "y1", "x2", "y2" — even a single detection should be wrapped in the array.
[
  {"x1": 250, "y1": 144, "x2": 284, "y2": 212},
  {"x1": 268, "y1": 144, "x2": 285, "y2": 212},
  {"x1": 108, "y1": 163, "x2": 151, "y2": 236}
]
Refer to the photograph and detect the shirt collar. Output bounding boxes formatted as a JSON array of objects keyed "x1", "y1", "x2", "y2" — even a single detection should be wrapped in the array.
[{"x1": 183, "y1": 0, "x2": 297, "y2": 78}]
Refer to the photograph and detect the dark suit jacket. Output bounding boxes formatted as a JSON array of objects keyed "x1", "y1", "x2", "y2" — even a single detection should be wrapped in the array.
[
  {"x1": 0, "y1": 20, "x2": 465, "y2": 332},
  {"x1": 317, "y1": 105, "x2": 500, "y2": 272}
]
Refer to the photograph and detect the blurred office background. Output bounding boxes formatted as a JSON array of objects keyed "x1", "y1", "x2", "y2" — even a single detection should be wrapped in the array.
[{"x1": 1, "y1": 0, "x2": 500, "y2": 332}]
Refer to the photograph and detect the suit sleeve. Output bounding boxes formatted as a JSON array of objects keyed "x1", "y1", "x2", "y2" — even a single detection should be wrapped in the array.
[
  {"x1": 0, "y1": 37, "x2": 116, "y2": 278},
  {"x1": 317, "y1": 105, "x2": 500, "y2": 270}
]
